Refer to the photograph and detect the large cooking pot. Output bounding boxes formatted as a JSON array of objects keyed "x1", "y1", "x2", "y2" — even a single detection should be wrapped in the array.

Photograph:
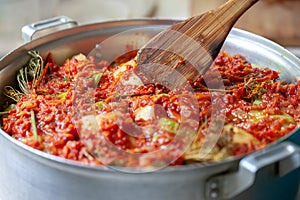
[{"x1": 0, "y1": 17, "x2": 300, "y2": 200}]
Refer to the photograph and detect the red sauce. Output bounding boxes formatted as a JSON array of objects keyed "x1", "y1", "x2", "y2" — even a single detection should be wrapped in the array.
[{"x1": 2, "y1": 51, "x2": 300, "y2": 167}]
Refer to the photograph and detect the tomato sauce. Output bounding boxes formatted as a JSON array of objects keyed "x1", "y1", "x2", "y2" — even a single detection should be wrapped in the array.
[{"x1": 2, "y1": 51, "x2": 300, "y2": 167}]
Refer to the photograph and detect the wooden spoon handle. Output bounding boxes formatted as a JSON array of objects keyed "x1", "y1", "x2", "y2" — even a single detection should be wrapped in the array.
[{"x1": 170, "y1": 0, "x2": 259, "y2": 58}]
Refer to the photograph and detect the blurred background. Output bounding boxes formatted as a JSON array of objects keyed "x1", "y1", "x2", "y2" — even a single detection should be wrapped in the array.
[{"x1": 0, "y1": 0, "x2": 299, "y2": 57}]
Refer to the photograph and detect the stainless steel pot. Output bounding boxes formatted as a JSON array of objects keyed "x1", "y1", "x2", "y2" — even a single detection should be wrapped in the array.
[{"x1": 0, "y1": 17, "x2": 300, "y2": 200}]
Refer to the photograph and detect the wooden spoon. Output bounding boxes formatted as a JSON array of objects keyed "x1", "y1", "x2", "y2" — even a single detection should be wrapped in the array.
[{"x1": 137, "y1": 0, "x2": 259, "y2": 87}]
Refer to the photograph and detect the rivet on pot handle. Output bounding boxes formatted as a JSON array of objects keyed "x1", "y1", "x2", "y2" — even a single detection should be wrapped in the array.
[
  {"x1": 205, "y1": 141, "x2": 300, "y2": 200},
  {"x1": 21, "y1": 16, "x2": 78, "y2": 43}
]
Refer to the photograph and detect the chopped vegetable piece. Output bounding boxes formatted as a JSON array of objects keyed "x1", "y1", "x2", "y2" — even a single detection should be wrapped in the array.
[
  {"x1": 95, "y1": 101, "x2": 106, "y2": 109},
  {"x1": 159, "y1": 118, "x2": 179, "y2": 133},
  {"x1": 92, "y1": 73, "x2": 103, "y2": 86},
  {"x1": 270, "y1": 112, "x2": 295, "y2": 123},
  {"x1": 58, "y1": 92, "x2": 67, "y2": 100},
  {"x1": 30, "y1": 110, "x2": 38, "y2": 141}
]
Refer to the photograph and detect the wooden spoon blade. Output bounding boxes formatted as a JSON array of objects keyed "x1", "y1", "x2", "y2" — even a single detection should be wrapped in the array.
[{"x1": 137, "y1": 29, "x2": 213, "y2": 87}]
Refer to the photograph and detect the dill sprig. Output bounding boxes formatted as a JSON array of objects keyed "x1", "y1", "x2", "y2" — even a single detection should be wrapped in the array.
[
  {"x1": 17, "y1": 50, "x2": 44, "y2": 94},
  {"x1": 244, "y1": 77, "x2": 266, "y2": 100},
  {"x1": 3, "y1": 51, "x2": 43, "y2": 104},
  {"x1": 3, "y1": 86, "x2": 24, "y2": 102},
  {"x1": 1, "y1": 51, "x2": 43, "y2": 120}
]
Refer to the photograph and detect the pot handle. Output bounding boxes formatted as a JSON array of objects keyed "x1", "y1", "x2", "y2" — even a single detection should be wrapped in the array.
[
  {"x1": 21, "y1": 16, "x2": 78, "y2": 43},
  {"x1": 205, "y1": 141, "x2": 300, "y2": 200}
]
